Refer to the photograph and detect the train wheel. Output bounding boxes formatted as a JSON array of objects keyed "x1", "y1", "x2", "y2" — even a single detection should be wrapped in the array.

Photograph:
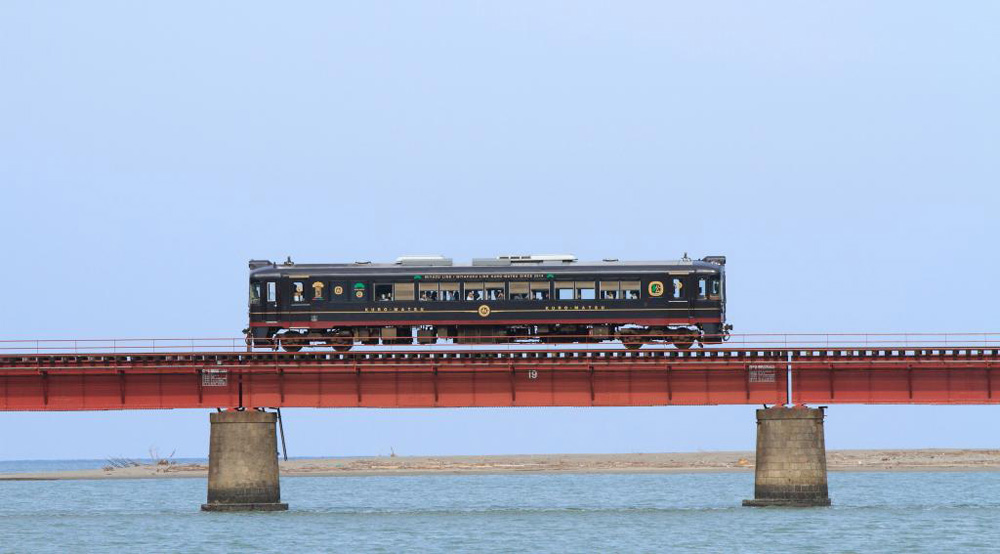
[
  {"x1": 672, "y1": 339, "x2": 694, "y2": 350},
  {"x1": 623, "y1": 337, "x2": 644, "y2": 350},
  {"x1": 618, "y1": 328, "x2": 645, "y2": 350},
  {"x1": 669, "y1": 329, "x2": 697, "y2": 350},
  {"x1": 279, "y1": 334, "x2": 304, "y2": 352},
  {"x1": 326, "y1": 333, "x2": 354, "y2": 352}
]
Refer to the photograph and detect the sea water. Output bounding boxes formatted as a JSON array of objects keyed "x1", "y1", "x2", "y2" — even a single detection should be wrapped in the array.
[{"x1": 0, "y1": 466, "x2": 998, "y2": 553}]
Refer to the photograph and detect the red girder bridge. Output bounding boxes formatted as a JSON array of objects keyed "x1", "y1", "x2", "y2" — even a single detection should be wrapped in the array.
[{"x1": 1, "y1": 334, "x2": 998, "y2": 411}]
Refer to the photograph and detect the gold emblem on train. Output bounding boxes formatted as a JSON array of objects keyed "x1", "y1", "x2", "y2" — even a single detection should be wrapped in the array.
[
  {"x1": 478, "y1": 305, "x2": 491, "y2": 317},
  {"x1": 648, "y1": 280, "x2": 665, "y2": 297},
  {"x1": 333, "y1": 285, "x2": 344, "y2": 295}
]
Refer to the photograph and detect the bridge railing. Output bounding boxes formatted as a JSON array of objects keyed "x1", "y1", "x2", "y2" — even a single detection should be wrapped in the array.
[{"x1": 0, "y1": 333, "x2": 998, "y2": 355}]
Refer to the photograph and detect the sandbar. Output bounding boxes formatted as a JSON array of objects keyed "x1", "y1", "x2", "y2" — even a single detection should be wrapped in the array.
[{"x1": 4, "y1": 449, "x2": 1000, "y2": 481}]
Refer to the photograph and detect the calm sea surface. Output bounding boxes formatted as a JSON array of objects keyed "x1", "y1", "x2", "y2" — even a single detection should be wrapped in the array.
[{"x1": 1, "y1": 463, "x2": 998, "y2": 553}]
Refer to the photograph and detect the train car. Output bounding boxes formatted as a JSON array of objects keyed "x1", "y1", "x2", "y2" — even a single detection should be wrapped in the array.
[{"x1": 245, "y1": 254, "x2": 730, "y2": 351}]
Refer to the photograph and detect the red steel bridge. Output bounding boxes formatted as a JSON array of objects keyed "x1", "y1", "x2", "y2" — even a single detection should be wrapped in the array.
[{"x1": 1, "y1": 334, "x2": 998, "y2": 411}]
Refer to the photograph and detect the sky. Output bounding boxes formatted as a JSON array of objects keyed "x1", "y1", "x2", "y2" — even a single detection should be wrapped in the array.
[{"x1": 1, "y1": 2, "x2": 998, "y2": 460}]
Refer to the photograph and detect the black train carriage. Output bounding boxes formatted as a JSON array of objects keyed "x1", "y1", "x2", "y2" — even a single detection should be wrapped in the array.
[{"x1": 246, "y1": 254, "x2": 730, "y2": 351}]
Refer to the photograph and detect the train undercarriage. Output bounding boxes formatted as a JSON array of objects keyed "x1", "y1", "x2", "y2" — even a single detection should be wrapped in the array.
[{"x1": 250, "y1": 323, "x2": 730, "y2": 352}]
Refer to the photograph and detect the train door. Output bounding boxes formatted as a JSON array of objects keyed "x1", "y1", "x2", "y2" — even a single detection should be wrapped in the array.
[
  {"x1": 693, "y1": 275, "x2": 709, "y2": 323},
  {"x1": 669, "y1": 275, "x2": 691, "y2": 320},
  {"x1": 262, "y1": 280, "x2": 279, "y2": 321}
]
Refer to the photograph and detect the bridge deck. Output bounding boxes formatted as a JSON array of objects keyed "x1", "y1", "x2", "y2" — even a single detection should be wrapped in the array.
[{"x1": 0, "y1": 346, "x2": 996, "y2": 410}]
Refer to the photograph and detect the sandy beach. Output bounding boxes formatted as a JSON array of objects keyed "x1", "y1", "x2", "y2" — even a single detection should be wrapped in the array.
[{"x1": 4, "y1": 450, "x2": 1000, "y2": 481}]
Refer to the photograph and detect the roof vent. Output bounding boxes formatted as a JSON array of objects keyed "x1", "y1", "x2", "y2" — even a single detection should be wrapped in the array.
[
  {"x1": 395, "y1": 255, "x2": 453, "y2": 267},
  {"x1": 472, "y1": 258, "x2": 512, "y2": 266},
  {"x1": 248, "y1": 259, "x2": 273, "y2": 270},
  {"x1": 701, "y1": 255, "x2": 726, "y2": 266},
  {"x1": 497, "y1": 254, "x2": 577, "y2": 264}
]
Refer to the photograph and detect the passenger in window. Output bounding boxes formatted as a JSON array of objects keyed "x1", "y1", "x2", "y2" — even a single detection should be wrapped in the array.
[
  {"x1": 673, "y1": 279, "x2": 683, "y2": 299},
  {"x1": 496, "y1": 291, "x2": 504, "y2": 300},
  {"x1": 293, "y1": 283, "x2": 305, "y2": 303}
]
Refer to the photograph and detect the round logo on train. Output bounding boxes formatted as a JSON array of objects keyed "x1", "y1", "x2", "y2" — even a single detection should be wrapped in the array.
[
  {"x1": 648, "y1": 281, "x2": 665, "y2": 297},
  {"x1": 333, "y1": 285, "x2": 344, "y2": 296},
  {"x1": 478, "y1": 305, "x2": 491, "y2": 317}
]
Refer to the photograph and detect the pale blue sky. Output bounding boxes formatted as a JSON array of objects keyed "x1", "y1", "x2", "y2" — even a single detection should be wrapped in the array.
[{"x1": 1, "y1": 2, "x2": 998, "y2": 460}]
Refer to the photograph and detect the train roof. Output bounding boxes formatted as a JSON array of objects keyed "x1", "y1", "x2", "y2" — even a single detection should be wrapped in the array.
[{"x1": 249, "y1": 255, "x2": 726, "y2": 279}]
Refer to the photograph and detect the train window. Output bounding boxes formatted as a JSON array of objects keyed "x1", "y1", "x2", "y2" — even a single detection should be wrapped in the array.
[
  {"x1": 464, "y1": 282, "x2": 483, "y2": 301},
  {"x1": 292, "y1": 282, "x2": 306, "y2": 303},
  {"x1": 509, "y1": 282, "x2": 529, "y2": 300},
  {"x1": 375, "y1": 284, "x2": 393, "y2": 301},
  {"x1": 394, "y1": 283, "x2": 415, "y2": 301},
  {"x1": 621, "y1": 281, "x2": 641, "y2": 299},
  {"x1": 485, "y1": 282, "x2": 505, "y2": 300},
  {"x1": 418, "y1": 283, "x2": 439, "y2": 301},
  {"x1": 266, "y1": 282, "x2": 277, "y2": 302},
  {"x1": 709, "y1": 278, "x2": 721, "y2": 300},
  {"x1": 556, "y1": 282, "x2": 575, "y2": 300},
  {"x1": 697, "y1": 278, "x2": 707, "y2": 299},
  {"x1": 600, "y1": 281, "x2": 619, "y2": 299},
  {"x1": 440, "y1": 282, "x2": 459, "y2": 301},
  {"x1": 576, "y1": 281, "x2": 596, "y2": 300},
  {"x1": 672, "y1": 278, "x2": 684, "y2": 299},
  {"x1": 530, "y1": 282, "x2": 551, "y2": 300},
  {"x1": 249, "y1": 283, "x2": 261, "y2": 306}
]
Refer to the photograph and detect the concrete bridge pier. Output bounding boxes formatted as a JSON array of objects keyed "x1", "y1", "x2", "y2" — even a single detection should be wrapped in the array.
[
  {"x1": 743, "y1": 406, "x2": 831, "y2": 507},
  {"x1": 201, "y1": 410, "x2": 288, "y2": 512}
]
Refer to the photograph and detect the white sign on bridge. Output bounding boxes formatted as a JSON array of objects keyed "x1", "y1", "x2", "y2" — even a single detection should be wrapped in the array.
[
  {"x1": 748, "y1": 364, "x2": 777, "y2": 383},
  {"x1": 202, "y1": 368, "x2": 228, "y2": 387}
]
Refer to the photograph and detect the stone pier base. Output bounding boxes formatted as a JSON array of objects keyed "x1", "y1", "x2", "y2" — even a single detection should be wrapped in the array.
[
  {"x1": 743, "y1": 406, "x2": 831, "y2": 507},
  {"x1": 201, "y1": 410, "x2": 288, "y2": 512}
]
